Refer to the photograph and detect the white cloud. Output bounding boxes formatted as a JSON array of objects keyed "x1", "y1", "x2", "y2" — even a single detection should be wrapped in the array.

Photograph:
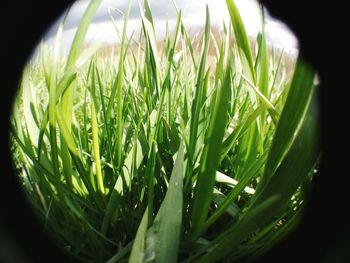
[{"x1": 43, "y1": 0, "x2": 298, "y2": 57}]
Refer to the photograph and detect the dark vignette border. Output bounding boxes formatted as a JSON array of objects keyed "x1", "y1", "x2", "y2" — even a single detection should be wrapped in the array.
[{"x1": 0, "y1": 1, "x2": 344, "y2": 262}]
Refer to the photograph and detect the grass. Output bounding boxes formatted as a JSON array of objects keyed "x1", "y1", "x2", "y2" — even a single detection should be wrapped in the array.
[{"x1": 10, "y1": 0, "x2": 320, "y2": 262}]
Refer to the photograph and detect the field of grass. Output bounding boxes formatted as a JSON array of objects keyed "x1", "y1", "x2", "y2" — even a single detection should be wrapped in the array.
[{"x1": 10, "y1": 0, "x2": 320, "y2": 262}]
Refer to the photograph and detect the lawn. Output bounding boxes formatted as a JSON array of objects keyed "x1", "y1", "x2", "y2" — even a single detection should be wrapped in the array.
[{"x1": 10, "y1": 0, "x2": 320, "y2": 262}]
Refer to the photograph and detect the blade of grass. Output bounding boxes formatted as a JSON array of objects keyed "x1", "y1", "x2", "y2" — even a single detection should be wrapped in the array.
[
  {"x1": 259, "y1": 58, "x2": 316, "y2": 187},
  {"x1": 203, "y1": 153, "x2": 267, "y2": 233},
  {"x1": 226, "y1": 0, "x2": 255, "y2": 83},
  {"x1": 128, "y1": 207, "x2": 149, "y2": 263},
  {"x1": 190, "y1": 60, "x2": 232, "y2": 240},
  {"x1": 106, "y1": 0, "x2": 131, "y2": 169},
  {"x1": 221, "y1": 104, "x2": 264, "y2": 159},
  {"x1": 60, "y1": 0, "x2": 102, "y2": 196},
  {"x1": 145, "y1": 143, "x2": 184, "y2": 263},
  {"x1": 90, "y1": 91, "x2": 105, "y2": 194},
  {"x1": 187, "y1": 6, "x2": 211, "y2": 178},
  {"x1": 240, "y1": 73, "x2": 279, "y2": 125},
  {"x1": 197, "y1": 66, "x2": 319, "y2": 263}
]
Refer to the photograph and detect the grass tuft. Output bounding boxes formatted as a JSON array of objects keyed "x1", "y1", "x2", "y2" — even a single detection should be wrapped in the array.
[{"x1": 10, "y1": 0, "x2": 320, "y2": 262}]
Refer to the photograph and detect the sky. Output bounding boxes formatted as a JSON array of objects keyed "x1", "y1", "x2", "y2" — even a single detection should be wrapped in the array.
[{"x1": 43, "y1": 0, "x2": 299, "y2": 57}]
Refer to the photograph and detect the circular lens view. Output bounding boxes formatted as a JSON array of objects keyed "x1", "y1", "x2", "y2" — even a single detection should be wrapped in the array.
[{"x1": 10, "y1": 0, "x2": 320, "y2": 262}]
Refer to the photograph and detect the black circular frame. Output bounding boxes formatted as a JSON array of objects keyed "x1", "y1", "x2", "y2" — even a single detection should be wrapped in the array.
[{"x1": 0, "y1": 1, "x2": 344, "y2": 262}]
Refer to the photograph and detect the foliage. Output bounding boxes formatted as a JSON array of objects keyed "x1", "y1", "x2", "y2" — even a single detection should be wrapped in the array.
[{"x1": 10, "y1": 0, "x2": 320, "y2": 262}]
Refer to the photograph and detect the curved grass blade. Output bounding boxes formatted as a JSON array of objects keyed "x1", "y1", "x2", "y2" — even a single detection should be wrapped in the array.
[
  {"x1": 55, "y1": 109, "x2": 78, "y2": 156},
  {"x1": 66, "y1": 0, "x2": 102, "y2": 68},
  {"x1": 260, "y1": 58, "x2": 316, "y2": 186},
  {"x1": 60, "y1": 0, "x2": 102, "y2": 194}
]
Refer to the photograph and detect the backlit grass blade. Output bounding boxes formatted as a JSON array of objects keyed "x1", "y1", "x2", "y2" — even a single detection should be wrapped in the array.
[
  {"x1": 21, "y1": 71, "x2": 40, "y2": 146},
  {"x1": 221, "y1": 104, "x2": 264, "y2": 159},
  {"x1": 55, "y1": 109, "x2": 78, "y2": 156},
  {"x1": 11, "y1": 126, "x2": 55, "y2": 177},
  {"x1": 138, "y1": 0, "x2": 162, "y2": 96},
  {"x1": 10, "y1": 1, "x2": 320, "y2": 261},
  {"x1": 143, "y1": 0, "x2": 154, "y2": 28},
  {"x1": 190, "y1": 61, "x2": 232, "y2": 240},
  {"x1": 255, "y1": 11, "x2": 269, "y2": 97},
  {"x1": 255, "y1": 13, "x2": 269, "y2": 148},
  {"x1": 106, "y1": 0, "x2": 131, "y2": 169},
  {"x1": 66, "y1": 0, "x2": 102, "y2": 68},
  {"x1": 61, "y1": 0, "x2": 102, "y2": 128},
  {"x1": 95, "y1": 65, "x2": 115, "y2": 172},
  {"x1": 197, "y1": 66, "x2": 319, "y2": 263},
  {"x1": 240, "y1": 73, "x2": 279, "y2": 125},
  {"x1": 60, "y1": 0, "x2": 102, "y2": 195},
  {"x1": 91, "y1": 92, "x2": 105, "y2": 194},
  {"x1": 46, "y1": 23, "x2": 62, "y2": 182},
  {"x1": 187, "y1": 6, "x2": 211, "y2": 175},
  {"x1": 171, "y1": 0, "x2": 198, "y2": 69},
  {"x1": 226, "y1": 0, "x2": 255, "y2": 83}
]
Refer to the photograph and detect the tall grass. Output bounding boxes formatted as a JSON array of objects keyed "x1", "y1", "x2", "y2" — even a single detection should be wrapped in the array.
[{"x1": 10, "y1": 0, "x2": 320, "y2": 262}]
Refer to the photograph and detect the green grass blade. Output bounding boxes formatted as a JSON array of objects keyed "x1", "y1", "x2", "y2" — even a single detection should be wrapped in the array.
[
  {"x1": 128, "y1": 207, "x2": 149, "y2": 263},
  {"x1": 226, "y1": 0, "x2": 255, "y2": 83},
  {"x1": 146, "y1": 143, "x2": 184, "y2": 263},
  {"x1": 255, "y1": 15, "x2": 269, "y2": 97},
  {"x1": 203, "y1": 153, "x2": 267, "y2": 231},
  {"x1": 106, "y1": 0, "x2": 131, "y2": 169},
  {"x1": 22, "y1": 72, "x2": 40, "y2": 145},
  {"x1": 11, "y1": 1, "x2": 320, "y2": 261},
  {"x1": 198, "y1": 195, "x2": 280, "y2": 263},
  {"x1": 261, "y1": 58, "x2": 316, "y2": 185},
  {"x1": 106, "y1": 242, "x2": 133, "y2": 263},
  {"x1": 60, "y1": 0, "x2": 102, "y2": 191},
  {"x1": 101, "y1": 189, "x2": 122, "y2": 235},
  {"x1": 146, "y1": 143, "x2": 157, "y2": 223},
  {"x1": 255, "y1": 15, "x2": 269, "y2": 150},
  {"x1": 198, "y1": 75, "x2": 319, "y2": 263},
  {"x1": 66, "y1": 0, "x2": 102, "y2": 68},
  {"x1": 253, "y1": 91, "x2": 320, "y2": 207},
  {"x1": 91, "y1": 96, "x2": 105, "y2": 193},
  {"x1": 221, "y1": 105, "x2": 264, "y2": 159},
  {"x1": 240, "y1": 73, "x2": 279, "y2": 125},
  {"x1": 190, "y1": 61, "x2": 232, "y2": 240},
  {"x1": 188, "y1": 6, "x2": 211, "y2": 173},
  {"x1": 143, "y1": 0, "x2": 154, "y2": 28},
  {"x1": 55, "y1": 109, "x2": 78, "y2": 156},
  {"x1": 61, "y1": 0, "x2": 102, "y2": 128}
]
